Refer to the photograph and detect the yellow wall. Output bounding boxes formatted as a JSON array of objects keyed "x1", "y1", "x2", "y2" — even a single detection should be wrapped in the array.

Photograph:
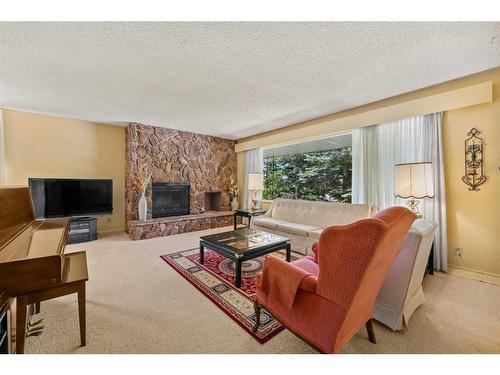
[
  {"x1": 236, "y1": 152, "x2": 246, "y2": 209},
  {"x1": 443, "y1": 71, "x2": 500, "y2": 276},
  {"x1": 237, "y1": 67, "x2": 500, "y2": 276},
  {"x1": 2, "y1": 110, "x2": 126, "y2": 232}
]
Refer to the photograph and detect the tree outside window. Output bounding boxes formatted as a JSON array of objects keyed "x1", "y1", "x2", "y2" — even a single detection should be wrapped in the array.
[{"x1": 263, "y1": 141, "x2": 352, "y2": 203}]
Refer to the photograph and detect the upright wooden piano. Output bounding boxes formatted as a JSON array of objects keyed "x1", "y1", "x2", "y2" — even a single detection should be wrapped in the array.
[{"x1": 0, "y1": 186, "x2": 88, "y2": 354}]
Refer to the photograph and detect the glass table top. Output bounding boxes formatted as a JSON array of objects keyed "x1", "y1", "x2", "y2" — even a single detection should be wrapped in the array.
[{"x1": 200, "y1": 228, "x2": 288, "y2": 251}]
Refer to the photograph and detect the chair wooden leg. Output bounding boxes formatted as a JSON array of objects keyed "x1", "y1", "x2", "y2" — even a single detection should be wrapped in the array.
[
  {"x1": 16, "y1": 295, "x2": 28, "y2": 354},
  {"x1": 252, "y1": 300, "x2": 261, "y2": 333},
  {"x1": 77, "y1": 282, "x2": 86, "y2": 346},
  {"x1": 34, "y1": 302, "x2": 41, "y2": 314},
  {"x1": 366, "y1": 319, "x2": 376, "y2": 344}
]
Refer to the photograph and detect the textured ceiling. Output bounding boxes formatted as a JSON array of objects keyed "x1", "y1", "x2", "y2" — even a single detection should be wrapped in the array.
[{"x1": 0, "y1": 22, "x2": 499, "y2": 139}]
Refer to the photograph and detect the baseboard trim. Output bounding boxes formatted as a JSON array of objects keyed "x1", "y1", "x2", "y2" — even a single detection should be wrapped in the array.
[{"x1": 448, "y1": 266, "x2": 500, "y2": 286}]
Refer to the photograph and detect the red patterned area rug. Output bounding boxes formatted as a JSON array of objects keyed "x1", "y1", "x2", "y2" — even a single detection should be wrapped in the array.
[{"x1": 160, "y1": 248, "x2": 292, "y2": 343}]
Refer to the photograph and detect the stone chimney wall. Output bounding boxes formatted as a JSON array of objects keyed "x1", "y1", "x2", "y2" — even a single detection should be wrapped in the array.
[{"x1": 125, "y1": 123, "x2": 236, "y2": 225}]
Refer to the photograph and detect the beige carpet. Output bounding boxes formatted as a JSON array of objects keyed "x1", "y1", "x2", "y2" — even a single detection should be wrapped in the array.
[{"x1": 25, "y1": 227, "x2": 500, "y2": 354}]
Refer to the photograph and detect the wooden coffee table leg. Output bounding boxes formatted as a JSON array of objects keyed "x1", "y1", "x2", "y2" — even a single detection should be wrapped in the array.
[
  {"x1": 286, "y1": 243, "x2": 291, "y2": 262},
  {"x1": 199, "y1": 242, "x2": 205, "y2": 264},
  {"x1": 235, "y1": 257, "x2": 242, "y2": 288}
]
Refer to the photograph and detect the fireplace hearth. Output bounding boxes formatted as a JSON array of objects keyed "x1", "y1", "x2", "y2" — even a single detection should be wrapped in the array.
[{"x1": 152, "y1": 182, "x2": 190, "y2": 218}]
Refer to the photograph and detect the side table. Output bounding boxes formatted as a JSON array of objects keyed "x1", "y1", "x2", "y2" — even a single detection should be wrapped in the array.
[{"x1": 233, "y1": 209, "x2": 267, "y2": 230}]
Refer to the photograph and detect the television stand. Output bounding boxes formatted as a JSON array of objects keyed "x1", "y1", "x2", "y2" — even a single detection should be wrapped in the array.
[{"x1": 68, "y1": 217, "x2": 97, "y2": 244}]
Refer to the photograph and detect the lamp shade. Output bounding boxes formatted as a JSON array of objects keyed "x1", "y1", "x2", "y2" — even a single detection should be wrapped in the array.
[
  {"x1": 395, "y1": 162, "x2": 434, "y2": 199},
  {"x1": 248, "y1": 172, "x2": 264, "y2": 190}
]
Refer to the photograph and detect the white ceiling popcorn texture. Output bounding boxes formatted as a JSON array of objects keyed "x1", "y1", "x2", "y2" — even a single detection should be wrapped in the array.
[{"x1": 0, "y1": 22, "x2": 499, "y2": 139}]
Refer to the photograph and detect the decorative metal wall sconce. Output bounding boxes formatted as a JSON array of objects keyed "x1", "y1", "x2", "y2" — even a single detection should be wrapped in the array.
[{"x1": 462, "y1": 128, "x2": 487, "y2": 191}]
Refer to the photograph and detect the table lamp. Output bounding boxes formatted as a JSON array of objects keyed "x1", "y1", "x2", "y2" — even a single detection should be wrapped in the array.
[
  {"x1": 248, "y1": 172, "x2": 264, "y2": 210},
  {"x1": 394, "y1": 162, "x2": 434, "y2": 216}
]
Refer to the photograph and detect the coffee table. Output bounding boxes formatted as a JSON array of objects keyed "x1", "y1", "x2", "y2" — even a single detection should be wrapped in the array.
[{"x1": 199, "y1": 228, "x2": 291, "y2": 288}]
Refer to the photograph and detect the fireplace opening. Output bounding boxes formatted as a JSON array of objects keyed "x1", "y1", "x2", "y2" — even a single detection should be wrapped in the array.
[
  {"x1": 152, "y1": 182, "x2": 190, "y2": 218},
  {"x1": 204, "y1": 191, "x2": 222, "y2": 211}
]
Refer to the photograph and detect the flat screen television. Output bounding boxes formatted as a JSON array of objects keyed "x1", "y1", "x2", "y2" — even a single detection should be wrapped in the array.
[{"x1": 29, "y1": 178, "x2": 113, "y2": 218}]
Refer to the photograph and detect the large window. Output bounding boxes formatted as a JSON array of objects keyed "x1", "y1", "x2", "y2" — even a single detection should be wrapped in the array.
[{"x1": 263, "y1": 134, "x2": 352, "y2": 203}]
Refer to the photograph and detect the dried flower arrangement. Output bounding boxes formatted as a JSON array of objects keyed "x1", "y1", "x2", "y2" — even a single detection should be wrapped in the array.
[
  {"x1": 133, "y1": 167, "x2": 151, "y2": 194},
  {"x1": 228, "y1": 178, "x2": 239, "y2": 200}
]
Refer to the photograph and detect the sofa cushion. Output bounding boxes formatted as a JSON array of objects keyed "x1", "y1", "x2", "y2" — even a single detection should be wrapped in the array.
[
  {"x1": 307, "y1": 228, "x2": 324, "y2": 241},
  {"x1": 277, "y1": 222, "x2": 322, "y2": 237},
  {"x1": 251, "y1": 217, "x2": 288, "y2": 230}
]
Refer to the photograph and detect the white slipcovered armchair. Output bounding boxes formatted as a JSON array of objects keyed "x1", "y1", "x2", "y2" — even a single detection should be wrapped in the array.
[{"x1": 374, "y1": 219, "x2": 437, "y2": 331}]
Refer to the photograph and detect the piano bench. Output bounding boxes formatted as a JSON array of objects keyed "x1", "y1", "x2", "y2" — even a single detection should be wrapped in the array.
[{"x1": 16, "y1": 251, "x2": 88, "y2": 354}]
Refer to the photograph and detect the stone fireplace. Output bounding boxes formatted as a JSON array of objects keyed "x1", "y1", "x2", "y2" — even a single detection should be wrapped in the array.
[{"x1": 125, "y1": 123, "x2": 237, "y2": 240}]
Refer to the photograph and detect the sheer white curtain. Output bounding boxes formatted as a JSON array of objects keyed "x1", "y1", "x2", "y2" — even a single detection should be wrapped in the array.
[
  {"x1": 352, "y1": 113, "x2": 447, "y2": 271},
  {"x1": 242, "y1": 148, "x2": 263, "y2": 209},
  {"x1": 0, "y1": 110, "x2": 5, "y2": 184}
]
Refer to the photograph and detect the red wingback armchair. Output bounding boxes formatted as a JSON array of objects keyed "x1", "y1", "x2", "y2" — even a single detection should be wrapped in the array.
[{"x1": 253, "y1": 206, "x2": 416, "y2": 353}]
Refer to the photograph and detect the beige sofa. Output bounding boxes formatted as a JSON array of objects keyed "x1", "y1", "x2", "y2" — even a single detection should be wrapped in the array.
[{"x1": 250, "y1": 198, "x2": 373, "y2": 255}]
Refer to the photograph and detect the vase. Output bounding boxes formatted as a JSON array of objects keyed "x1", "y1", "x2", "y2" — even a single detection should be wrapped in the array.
[
  {"x1": 231, "y1": 197, "x2": 239, "y2": 211},
  {"x1": 138, "y1": 192, "x2": 147, "y2": 221}
]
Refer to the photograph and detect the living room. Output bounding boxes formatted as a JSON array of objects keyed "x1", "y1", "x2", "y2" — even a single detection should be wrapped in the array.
[{"x1": 1, "y1": 3, "x2": 499, "y2": 373}]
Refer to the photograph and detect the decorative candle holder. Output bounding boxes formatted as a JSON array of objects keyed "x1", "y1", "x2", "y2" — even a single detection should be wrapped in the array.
[{"x1": 462, "y1": 128, "x2": 487, "y2": 191}]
